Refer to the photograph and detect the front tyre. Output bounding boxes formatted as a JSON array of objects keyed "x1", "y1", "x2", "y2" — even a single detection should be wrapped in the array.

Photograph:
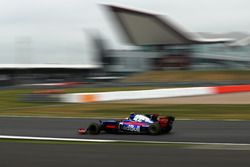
[{"x1": 88, "y1": 123, "x2": 101, "y2": 135}]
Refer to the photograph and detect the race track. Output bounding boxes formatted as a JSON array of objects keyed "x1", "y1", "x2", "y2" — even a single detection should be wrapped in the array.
[
  {"x1": 1, "y1": 117, "x2": 250, "y2": 167},
  {"x1": 1, "y1": 142, "x2": 250, "y2": 167},
  {"x1": 1, "y1": 117, "x2": 250, "y2": 144}
]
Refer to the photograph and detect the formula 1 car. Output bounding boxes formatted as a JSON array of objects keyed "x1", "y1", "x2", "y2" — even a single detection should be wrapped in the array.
[{"x1": 78, "y1": 114, "x2": 175, "y2": 135}]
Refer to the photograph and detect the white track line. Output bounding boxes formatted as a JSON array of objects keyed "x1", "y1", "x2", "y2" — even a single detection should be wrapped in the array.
[
  {"x1": 1, "y1": 135, "x2": 250, "y2": 147},
  {"x1": 0, "y1": 135, "x2": 116, "y2": 143}
]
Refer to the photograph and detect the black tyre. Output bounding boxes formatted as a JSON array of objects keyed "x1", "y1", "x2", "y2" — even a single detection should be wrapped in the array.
[
  {"x1": 165, "y1": 125, "x2": 173, "y2": 133},
  {"x1": 164, "y1": 116, "x2": 175, "y2": 133},
  {"x1": 148, "y1": 123, "x2": 161, "y2": 135},
  {"x1": 88, "y1": 123, "x2": 101, "y2": 135}
]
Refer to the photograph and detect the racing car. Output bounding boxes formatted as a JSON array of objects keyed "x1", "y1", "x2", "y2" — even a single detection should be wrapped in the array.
[{"x1": 78, "y1": 114, "x2": 175, "y2": 135}]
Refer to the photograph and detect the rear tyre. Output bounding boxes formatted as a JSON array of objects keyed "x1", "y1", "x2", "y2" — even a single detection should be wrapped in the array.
[
  {"x1": 165, "y1": 126, "x2": 173, "y2": 133},
  {"x1": 167, "y1": 116, "x2": 175, "y2": 122},
  {"x1": 165, "y1": 116, "x2": 175, "y2": 133},
  {"x1": 148, "y1": 123, "x2": 161, "y2": 135},
  {"x1": 88, "y1": 123, "x2": 101, "y2": 135}
]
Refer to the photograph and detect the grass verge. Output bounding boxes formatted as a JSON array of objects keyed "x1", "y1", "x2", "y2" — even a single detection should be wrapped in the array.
[
  {"x1": 0, "y1": 86, "x2": 156, "y2": 110},
  {"x1": 121, "y1": 70, "x2": 250, "y2": 83},
  {"x1": 1, "y1": 103, "x2": 250, "y2": 120}
]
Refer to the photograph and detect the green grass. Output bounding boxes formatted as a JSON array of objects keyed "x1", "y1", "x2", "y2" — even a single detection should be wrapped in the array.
[
  {"x1": 121, "y1": 70, "x2": 250, "y2": 83},
  {"x1": 1, "y1": 102, "x2": 250, "y2": 120},
  {"x1": 0, "y1": 88, "x2": 44, "y2": 109},
  {"x1": 0, "y1": 86, "x2": 156, "y2": 110}
]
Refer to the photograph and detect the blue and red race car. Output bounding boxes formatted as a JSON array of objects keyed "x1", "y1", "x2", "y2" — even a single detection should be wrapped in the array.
[{"x1": 78, "y1": 114, "x2": 175, "y2": 135}]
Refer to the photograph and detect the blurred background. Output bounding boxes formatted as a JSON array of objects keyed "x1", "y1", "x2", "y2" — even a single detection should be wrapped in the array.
[{"x1": 0, "y1": 0, "x2": 250, "y2": 86}]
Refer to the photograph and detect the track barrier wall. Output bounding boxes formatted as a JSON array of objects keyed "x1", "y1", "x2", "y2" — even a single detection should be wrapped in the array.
[{"x1": 60, "y1": 84, "x2": 250, "y2": 103}]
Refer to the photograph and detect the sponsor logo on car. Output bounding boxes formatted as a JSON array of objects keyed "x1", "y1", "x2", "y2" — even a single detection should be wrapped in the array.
[{"x1": 122, "y1": 124, "x2": 140, "y2": 132}]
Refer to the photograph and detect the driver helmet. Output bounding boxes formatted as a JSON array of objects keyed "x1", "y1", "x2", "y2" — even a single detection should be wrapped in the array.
[{"x1": 129, "y1": 113, "x2": 135, "y2": 120}]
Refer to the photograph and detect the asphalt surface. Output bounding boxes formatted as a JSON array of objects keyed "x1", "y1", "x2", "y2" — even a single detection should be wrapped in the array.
[
  {"x1": 1, "y1": 117, "x2": 250, "y2": 144},
  {"x1": 1, "y1": 117, "x2": 250, "y2": 167},
  {"x1": 0, "y1": 142, "x2": 250, "y2": 167}
]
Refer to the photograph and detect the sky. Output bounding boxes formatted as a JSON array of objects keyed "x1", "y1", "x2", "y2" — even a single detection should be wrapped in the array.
[{"x1": 0, "y1": 0, "x2": 249, "y2": 65}]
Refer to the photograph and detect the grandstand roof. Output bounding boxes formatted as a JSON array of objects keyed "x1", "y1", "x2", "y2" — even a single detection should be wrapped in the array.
[{"x1": 106, "y1": 5, "x2": 234, "y2": 46}]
